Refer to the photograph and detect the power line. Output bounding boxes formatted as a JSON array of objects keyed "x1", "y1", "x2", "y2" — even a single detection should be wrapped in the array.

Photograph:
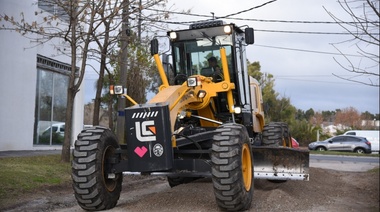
[
  {"x1": 218, "y1": 0, "x2": 278, "y2": 19},
  {"x1": 144, "y1": 1, "x2": 278, "y2": 22},
  {"x1": 144, "y1": 8, "x2": 376, "y2": 25},
  {"x1": 274, "y1": 77, "x2": 358, "y2": 85},
  {"x1": 276, "y1": 74, "x2": 357, "y2": 77},
  {"x1": 140, "y1": 17, "x2": 377, "y2": 35},
  {"x1": 254, "y1": 44, "x2": 366, "y2": 57},
  {"x1": 222, "y1": 17, "x2": 377, "y2": 25},
  {"x1": 255, "y1": 29, "x2": 379, "y2": 35},
  {"x1": 136, "y1": 3, "x2": 380, "y2": 35}
]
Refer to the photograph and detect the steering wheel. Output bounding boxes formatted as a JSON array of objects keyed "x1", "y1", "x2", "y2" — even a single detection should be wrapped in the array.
[{"x1": 174, "y1": 74, "x2": 188, "y2": 84}]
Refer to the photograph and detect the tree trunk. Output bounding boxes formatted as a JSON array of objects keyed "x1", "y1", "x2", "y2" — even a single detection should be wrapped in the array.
[
  {"x1": 93, "y1": 81, "x2": 101, "y2": 126},
  {"x1": 61, "y1": 11, "x2": 78, "y2": 163},
  {"x1": 93, "y1": 22, "x2": 109, "y2": 126},
  {"x1": 61, "y1": 86, "x2": 75, "y2": 162},
  {"x1": 108, "y1": 98, "x2": 114, "y2": 130}
]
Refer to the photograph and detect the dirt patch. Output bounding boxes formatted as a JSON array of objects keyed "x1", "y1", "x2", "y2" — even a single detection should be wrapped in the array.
[
  {"x1": 252, "y1": 168, "x2": 379, "y2": 212},
  {"x1": 1, "y1": 168, "x2": 379, "y2": 212}
]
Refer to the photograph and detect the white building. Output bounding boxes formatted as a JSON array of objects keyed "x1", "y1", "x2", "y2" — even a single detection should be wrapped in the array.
[{"x1": 0, "y1": 1, "x2": 84, "y2": 151}]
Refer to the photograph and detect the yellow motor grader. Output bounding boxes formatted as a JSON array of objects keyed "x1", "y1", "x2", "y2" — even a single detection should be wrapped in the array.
[{"x1": 71, "y1": 20, "x2": 309, "y2": 211}]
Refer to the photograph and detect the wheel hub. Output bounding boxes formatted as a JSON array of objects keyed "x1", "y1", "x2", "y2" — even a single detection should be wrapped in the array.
[
  {"x1": 102, "y1": 146, "x2": 118, "y2": 192},
  {"x1": 241, "y1": 143, "x2": 252, "y2": 191}
]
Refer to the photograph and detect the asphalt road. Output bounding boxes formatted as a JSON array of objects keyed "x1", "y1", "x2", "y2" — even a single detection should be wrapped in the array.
[{"x1": 310, "y1": 154, "x2": 379, "y2": 172}]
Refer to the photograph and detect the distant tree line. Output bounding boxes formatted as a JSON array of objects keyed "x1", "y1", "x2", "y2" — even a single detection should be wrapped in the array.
[{"x1": 247, "y1": 61, "x2": 379, "y2": 147}]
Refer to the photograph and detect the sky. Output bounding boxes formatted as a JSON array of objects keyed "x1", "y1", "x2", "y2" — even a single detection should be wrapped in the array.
[{"x1": 84, "y1": 0, "x2": 379, "y2": 114}]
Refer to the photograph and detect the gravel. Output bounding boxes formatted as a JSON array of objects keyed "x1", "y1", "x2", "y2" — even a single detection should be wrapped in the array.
[{"x1": 1, "y1": 167, "x2": 379, "y2": 212}]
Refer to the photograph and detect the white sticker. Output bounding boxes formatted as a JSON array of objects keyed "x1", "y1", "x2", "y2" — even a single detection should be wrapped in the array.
[{"x1": 153, "y1": 143, "x2": 164, "y2": 157}]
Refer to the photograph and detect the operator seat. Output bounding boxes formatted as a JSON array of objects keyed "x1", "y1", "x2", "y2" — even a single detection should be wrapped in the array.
[{"x1": 201, "y1": 67, "x2": 214, "y2": 77}]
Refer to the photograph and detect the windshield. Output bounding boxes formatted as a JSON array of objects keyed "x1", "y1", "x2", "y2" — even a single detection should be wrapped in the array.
[{"x1": 171, "y1": 35, "x2": 233, "y2": 83}]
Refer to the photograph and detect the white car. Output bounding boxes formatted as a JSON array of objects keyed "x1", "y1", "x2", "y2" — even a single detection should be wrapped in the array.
[
  {"x1": 344, "y1": 130, "x2": 379, "y2": 153},
  {"x1": 41, "y1": 122, "x2": 65, "y2": 137}
]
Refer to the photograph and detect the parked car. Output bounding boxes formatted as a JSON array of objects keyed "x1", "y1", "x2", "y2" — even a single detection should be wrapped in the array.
[
  {"x1": 291, "y1": 137, "x2": 299, "y2": 148},
  {"x1": 41, "y1": 123, "x2": 65, "y2": 137},
  {"x1": 39, "y1": 122, "x2": 65, "y2": 144},
  {"x1": 308, "y1": 135, "x2": 371, "y2": 154}
]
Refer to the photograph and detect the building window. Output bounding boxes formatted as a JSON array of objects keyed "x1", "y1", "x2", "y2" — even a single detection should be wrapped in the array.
[
  {"x1": 38, "y1": 0, "x2": 70, "y2": 22},
  {"x1": 34, "y1": 55, "x2": 70, "y2": 145}
]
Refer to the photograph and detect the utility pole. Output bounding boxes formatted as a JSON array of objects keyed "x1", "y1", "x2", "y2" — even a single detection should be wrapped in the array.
[
  {"x1": 317, "y1": 130, "x2": 320, "y2": 141},
  {"x1": 117, "y1": 0, "x2": 129, "y2": 144},
  {"x1": 138, "y1": 0, "x2": 142, "y2": 42}
]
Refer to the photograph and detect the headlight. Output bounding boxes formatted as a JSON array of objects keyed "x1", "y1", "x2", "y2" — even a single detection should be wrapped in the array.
[
  {"x1": 169, "y1": 31, "x2": 177, "y2": 40},
  {"x1": 224, "y1": 25, "x2": 232, "y2": 34},
  {"x1": 234, "y1": 106, "x2": 242, "y2": 114},
  {"x1": 197, "y1": 90, "x2": 206, "y2": 98},
  {"x1": 187, "y1": 77, "x2": 200, "y2": 87},
  {"x1": 110, "y1": 85, "x2": 124, "y2": 95}
]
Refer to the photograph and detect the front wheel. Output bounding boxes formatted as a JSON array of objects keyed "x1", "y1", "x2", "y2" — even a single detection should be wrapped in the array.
[
  {"x1": 316, "y1": 146, "x2": 326, "y2": 151},
  {"x1": 211, "y1": 123, "x2": 254, "y2": 211},
  {"x1": 72, "y1": 126, "x2": 122, "y2": 211}
]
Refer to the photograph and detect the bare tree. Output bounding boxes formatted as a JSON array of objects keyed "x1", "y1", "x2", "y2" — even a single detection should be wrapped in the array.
[
  {"x1": 1, "y1": 0, "x2": 172, "y2": 161},
  {"x1": 309, "y1": 112, "x2": 324, "y2": 127},
  {"x1": 89, "y1": 0, "x2": 168, "y2": 127},
  {"x1": 89, "y1": 0, "x2": 123, "y2": 126},
  {"x1": 335, "y1": 107, "x2": 361, "y2": 129},
  {"x1": 324, "y1": 0, "x2": 379, "y2": 87}
]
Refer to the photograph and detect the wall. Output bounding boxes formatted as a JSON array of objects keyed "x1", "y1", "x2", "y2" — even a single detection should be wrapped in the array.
[{"x1": 0, "y1": 0, "x2": 84, "y2": 151}]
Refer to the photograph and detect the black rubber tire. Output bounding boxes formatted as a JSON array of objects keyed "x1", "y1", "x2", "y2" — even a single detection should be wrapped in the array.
[
  {"x1": 262, "y1": 122, "x2": 290, "y2": 147},
  {"x1": 355, "y1": 148, "x2": 365, "y2": 154},
  {"x1": 211, "y1": 123, "x2": 254, "y2": 211},
  {"x1": 262, "y1": 122, "x2": 289, "y2": 183},
  {"x1": 72, "y1": 126, "x2": 122, "y2": 211},
  {"x1": 167, "y1": 176, "x2": 199, "y2": 188},
  {"x1": 252, "y1": 133, "x2": 262, "y2": 146}
]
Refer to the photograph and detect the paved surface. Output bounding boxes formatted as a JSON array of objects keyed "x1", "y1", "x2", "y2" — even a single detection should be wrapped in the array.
[{"x1": 310, "y1": 157, "x2": 379, "y2": 172}]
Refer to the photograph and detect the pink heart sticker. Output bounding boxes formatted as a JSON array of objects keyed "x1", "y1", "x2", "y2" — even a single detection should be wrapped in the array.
[{"x1": 134, "y1": 146, "x2": 148, "y2": 158}]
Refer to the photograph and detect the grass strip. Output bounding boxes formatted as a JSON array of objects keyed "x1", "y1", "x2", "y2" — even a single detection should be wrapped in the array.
[{"x1": 0, "y1": 154, "x2": 71, "y2": 206}]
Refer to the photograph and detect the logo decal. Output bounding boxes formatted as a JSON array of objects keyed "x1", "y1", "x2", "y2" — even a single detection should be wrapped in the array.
[
  {"x1": 134, "y1": 146, "x2": 148, "y2": 158},
  {"x1": 153, "y1": 143, "x2": 164, "y2": 157},
  {"x1": 132, "y1": 111, "x2": 159, "y2": 119},
  {"x1": 135, "y1": 120, "x2": 156, "y2": 142}
]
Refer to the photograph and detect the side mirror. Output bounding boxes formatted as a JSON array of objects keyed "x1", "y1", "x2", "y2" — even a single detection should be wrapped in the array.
[
  {"x1": 150, "y1": 39, "x2": 159, "y2": 56},
  {"x1": 245, "y1": 28, "x2": 254, "y2": 45}
]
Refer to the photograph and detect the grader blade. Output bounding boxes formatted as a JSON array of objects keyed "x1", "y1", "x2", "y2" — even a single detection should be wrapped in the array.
[{"x1": 252, "y1": 147, "x2": 309, "y2": 181}]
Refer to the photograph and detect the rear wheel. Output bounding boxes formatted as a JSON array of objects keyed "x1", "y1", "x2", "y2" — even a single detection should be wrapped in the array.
[
  {"x1": 262, "y1": 122, "x2": 290, "y2": 183},
  {"x1": 211, "y1": 123, "x2": 253, "y2": 211},
  {"x1": 262, "y1": 122, "x2": 290, "y2": 147},
  {"x1": 72, "y1": 126, "x2": 122, "y2": 211},
  {"x1": 355, "y1": 148, "x2": 365, "y2": 154}
]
